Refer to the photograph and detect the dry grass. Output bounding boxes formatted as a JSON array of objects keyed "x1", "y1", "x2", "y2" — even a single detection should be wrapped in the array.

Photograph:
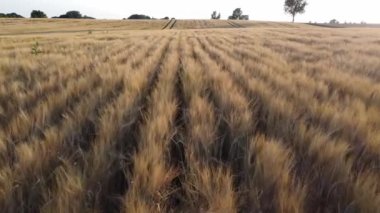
[
  {"x1": 0, "y1": 20, "x2": 380, "y2": 212},
  {"x1": 0, "y1": 19, "x2": 168, "y2": 35},
  {"x1": 0, "y1": 19, "x2": 310, "y2": 35}
]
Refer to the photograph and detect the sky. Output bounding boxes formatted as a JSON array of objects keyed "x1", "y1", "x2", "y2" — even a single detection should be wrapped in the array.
[{"x1": 2, "y1": 0, "x2": 380, "y2": 23}]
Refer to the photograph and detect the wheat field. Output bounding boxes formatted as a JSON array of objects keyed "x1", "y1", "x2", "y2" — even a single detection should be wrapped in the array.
[{"x1": 0, "y1": 19, "x2": 380, "y2": 213}]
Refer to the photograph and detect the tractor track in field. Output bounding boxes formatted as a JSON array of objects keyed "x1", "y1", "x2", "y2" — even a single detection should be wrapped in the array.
[
  {"x1": 162, "y1": 19, "x2": 173, "y2": 29},
  {"x1": 162, "y1": 18, "x2": 177, "y2": 30},
  {"x1": 169, "y1": 19, "x2": 177, "y2": 29},
  {"x1": 226, "y1": 20, "x2": 244, "y2": 28}
]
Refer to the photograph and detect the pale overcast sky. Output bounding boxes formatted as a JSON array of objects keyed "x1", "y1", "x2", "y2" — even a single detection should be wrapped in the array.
[{"x1": 2, "y1": 0, "x2": 380, "y2": 23}]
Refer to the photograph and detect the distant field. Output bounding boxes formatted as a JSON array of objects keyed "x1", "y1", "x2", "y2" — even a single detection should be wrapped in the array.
[
  {"x1": 0, "y1": 18, "x2": 168, "y2": 35},
  {"x1": 307, "y1": 23, "x2": 380, "y2": 28},
  {"x1": 0, "y1": 18, "x2": 312, "y2": 35},
  {"x1": 169, "y1": 20, "x2": 308, "y2": 29},
  {"x1": 1, "y1": 20, "x2": 380, "y2": 212}
]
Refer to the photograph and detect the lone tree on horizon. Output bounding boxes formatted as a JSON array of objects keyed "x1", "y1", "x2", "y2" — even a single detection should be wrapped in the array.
[
  {"x1": 284, "y1": 0, "x2": 307, "y2": 22},
  {"x1": 31, "y1": 10, "x2": 47, "y2": 18}
]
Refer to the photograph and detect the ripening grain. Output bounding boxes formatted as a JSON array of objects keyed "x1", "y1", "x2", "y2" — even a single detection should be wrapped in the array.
[{"x1": 0, "y1": 20, "x2": 379, "y2": 212}]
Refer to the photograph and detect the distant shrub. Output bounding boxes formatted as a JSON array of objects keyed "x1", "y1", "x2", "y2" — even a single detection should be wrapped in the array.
[
  {"x1": 128, "y1": 14, "x2": 151, "y2": 19},
  {"x1": 54, "y1": 11, "x2": 95, "y2": 19},
  {"x1": 31, "y1": 42, "x2": 42, "y2": 55},
  {"x1": 0, "y1": 13, "x2": 24, "y2": 18},
  {"x1": 83, "y1": 15, "x2": 95, "y2": 19},
  {"x1": 59, "y1": 11, "x2": 82, "y2": 19},
  {"x1": 228, "y1": 8, "x2": 242, "y2": 20},
  {"x1": 240, "y1": 15, "x2": 249, "y2": 20},
  {"x1": 211, "y1": 11, "x2": 221, "y2": 19},
  {"x1": 31, "y1": 10, "x2": 47, "y2": 18},
  {"x1": 329, "y1": 19, "x2": 339, "y2": 24},
  {"x1": 228, "y1": 8, "x2": 248, "y2": 20}
]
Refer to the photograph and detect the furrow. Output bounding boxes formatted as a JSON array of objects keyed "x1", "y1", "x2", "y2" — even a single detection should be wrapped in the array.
[
  {"x1": 202, "y1": 34, "x2": 380, "y2": 175},
  {"x1": 191, "y1": 34, "x2": 380, "y2": 212},
  {"x1": 1, "y1": 77, "x2": 123, "y2": 212},
  {"x1": 190, "y1": 35, "x2": 307, "y2": 212},
  {"x1": 174, "y1": 35, "x2": 237, "y2": 212},
  {"x1": 123, "y1": 36, "x2": 179, "y2": 213},
  {"x1": 39, "y1": 36, "x2": 172, "y2": 213}
]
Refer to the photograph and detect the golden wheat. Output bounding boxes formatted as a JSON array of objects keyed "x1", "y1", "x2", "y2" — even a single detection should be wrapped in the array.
[{"x1": 0, "y1": 19, "x2": 379, "y2": 213}]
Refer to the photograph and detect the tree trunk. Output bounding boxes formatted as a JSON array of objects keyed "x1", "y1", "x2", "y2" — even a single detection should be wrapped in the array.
[{"x1": 292, "y1": 14, "x2": 295, "y2": 23}]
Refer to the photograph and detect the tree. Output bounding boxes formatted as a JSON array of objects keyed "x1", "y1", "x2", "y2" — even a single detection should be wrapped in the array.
[
  {"x1": 229, "y1": 8, "x2": 243, "y2": 20},
  {"x1": 284, "y1": 0, "x2": 307, "y2": 22},
  {"x1": 59, "y1": 11, "x2": 82, "y2": 19},
  {"x1": 0, "y1": 13, "x2": 24, "y2": 18},
  {"x1": 31, "y1": 10, "x2": 47, "y2": 18},
  {"x1": 53, "y1": 11, "x2": 95, "y2": 19},
  {"x1": 240, "y1": 15, "x2": 249, "y2": 20},
  {"x1": 211, "y1": 11, "x2": 221, "y2": 19},
  {"x1": 128, "y1": 14, "x2": 151, "y2": 19},
  {"x1": 228, "y1": 8, "x2": 247, "y2": 20},
  {"x1": 329, "y1": 19, "x2": 339, "y2": 24}
]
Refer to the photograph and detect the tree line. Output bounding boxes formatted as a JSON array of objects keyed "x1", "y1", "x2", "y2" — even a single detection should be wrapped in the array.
[
  {"x1": 0, "y1": 10, "x2": 94, "y2": 19},
  {"x1": 52, "y1": 11, "x2": 94, "y2": 19},
  {"x1": 0, "y1": 13, "x2": 24, "y2": 18},
  {"x1": 0, "y1": 10, "x2": 167, "y2": 20},
  {"x1": 124, "y1": 15, "x2": 171, "y2": 20},
  {"x1": 1, "y1": 0, "x2": 308, "y2": 22}
]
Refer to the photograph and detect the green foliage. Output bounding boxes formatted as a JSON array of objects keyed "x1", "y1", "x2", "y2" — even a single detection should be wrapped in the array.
[
  {"x1": 31, "y1": 42, "x2": 42, "y2": 55},
  {"x1": 330, "y1": 19, "x2": 339, "y2": 24},
  {"x1": 31, "y1": 10, "x2": 47, "y2": 18},
  {"x1": 228, "y1": 8, "x2": 247, "y2": 20},
  {"x1": 83, "y1": 15, "x2": 95, "y2": 19},
  {"x1": 284, "y1": 0, "x2": 307, "y2": 22},
  {"x1": 232, "y1": 8, "x2": 243, "y2": 19},
  {"x1": 228, "y1": 8, "x2": 243, "y2": 19},
  {"x1": 211, "y1": 11, "x2": 221, "y2": 19},
  {"x1": 58, "y1": 11, "x2": 82, "y2": 19},
  {"x1": 53, "y1": 11, "x2": 95, "y2": 19},
  {"x1": 0, "y1": 13, "x2": 24, "y2": 18},
  {"x1": 128, "y1": 14, "x2": 151, "y2": 19}
]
